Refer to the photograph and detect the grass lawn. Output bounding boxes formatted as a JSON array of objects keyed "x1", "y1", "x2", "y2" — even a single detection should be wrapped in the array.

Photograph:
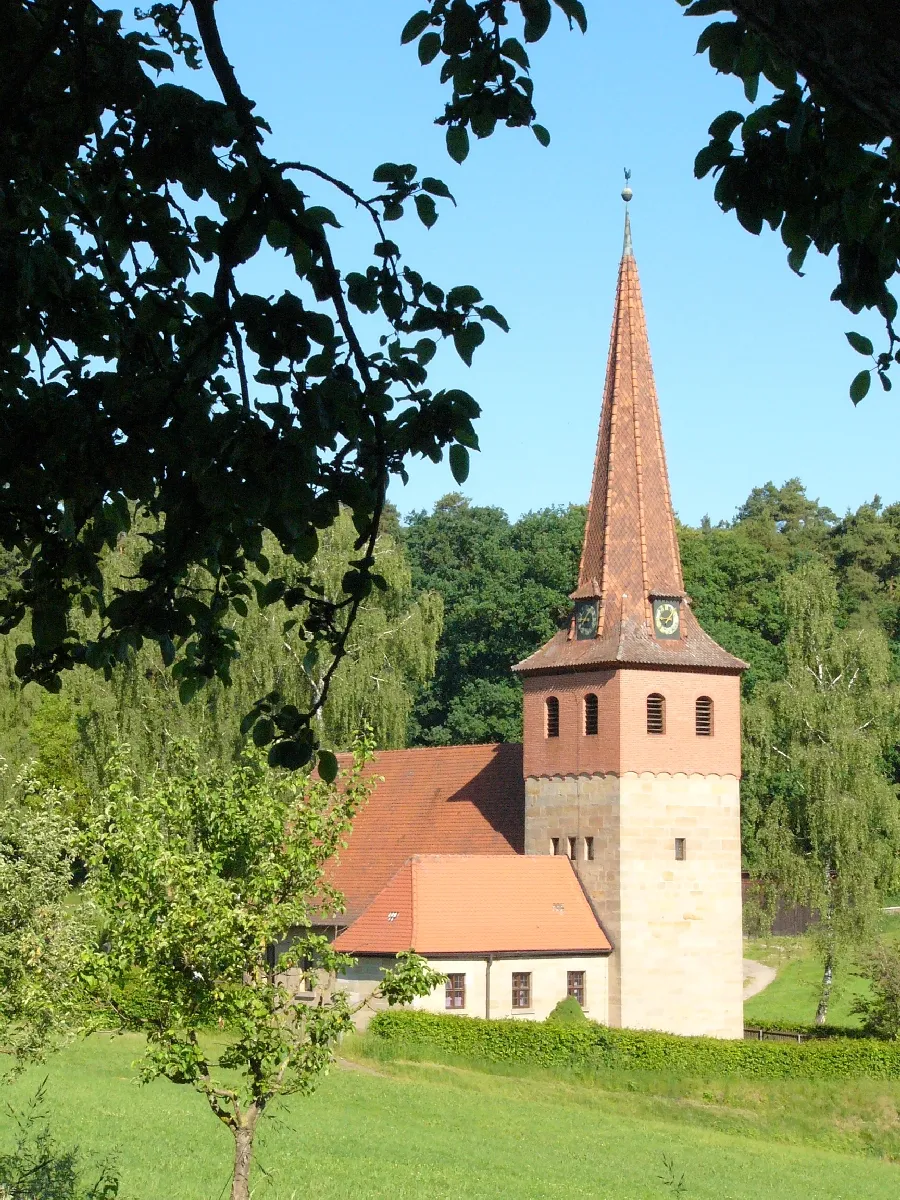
[
  {"x1": 2, "y1": 1034, "x2": 900, "y2": 1200},
  {"x1": 744, "y1": 914, "x2": 900, "y2": 1028}
]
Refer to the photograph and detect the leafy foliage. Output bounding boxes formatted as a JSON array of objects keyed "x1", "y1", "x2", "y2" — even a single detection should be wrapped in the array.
[
  {"x1": 0, "y1": 0, "x2": 582, "y2": 770},
  {"x1": 545, "y1": 995, "x2": 587, "y2": 1025},
  {"x1": 403, "y1": 481, "x2": 900, "y2": 744},
  {"x1": 0, "y1": 770, "x2": 86, "y2": 1071},
  {"x1": 81, "y1": 739, "x2": 442, "y2": 1199},
  {"x1": 680, "y1": 1, "x2": 900, "y2": 399},
  {"x1": 742, "y1": 561, "x2": 900, "y2": 1022},
  {"x1": 853, "y1": 944, "x2": 900, "y2": 1041},
  {"x1": 404, "y1": 494, "x2": 585, "y2": 744},
  {"x1": 371, "y1": 1008, "x2": 900, "y2": 1078}
]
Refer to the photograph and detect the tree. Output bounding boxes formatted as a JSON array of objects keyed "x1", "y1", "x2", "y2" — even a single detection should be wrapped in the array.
[
  {"x1": 0, "y1": 0, "x2": 585, "y2": 769},
  {"x1": 680, "y1": 1, "x2": 900, "y2": 401},
  {"x1": 81, "y1": 740, "x2": 443, "y2": 1200},
  {"x1": 0, "y1": 768, "x2": 85, "y2": 1070},
  {"x1": 404, "y1": 494, "x2": 584, "y2": 744},
  {"x1": 743, "y1": 560, "x2": 900, "y2": 1024}
]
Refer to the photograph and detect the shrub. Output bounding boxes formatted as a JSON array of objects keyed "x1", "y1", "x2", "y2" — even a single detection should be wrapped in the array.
[
  {"x1": 853, "y1": 945, "x2": 900, "y2": 1040},
  {"x1": 546, "y1": 996, "x2": 587, "y2": 1026},
  {"x1": 369, "y1": 1010, "x2": 900, "y2": 1080}
]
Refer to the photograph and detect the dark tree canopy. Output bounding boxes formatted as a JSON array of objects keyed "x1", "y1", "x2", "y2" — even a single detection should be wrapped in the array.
[
  {"x1": 0, "y1": 0, "x2": 585, "y2": 770},
  {"x1": 682, "y1": 0, "x2": 900, "y2": 402}
]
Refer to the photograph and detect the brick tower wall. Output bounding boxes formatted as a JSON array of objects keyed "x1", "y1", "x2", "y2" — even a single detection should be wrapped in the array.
[{"x1": 522, "y1": 668, "x2": 743, "y2": 1038}]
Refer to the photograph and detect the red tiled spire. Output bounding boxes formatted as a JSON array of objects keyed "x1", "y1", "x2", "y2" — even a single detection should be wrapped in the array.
[
  {"x1": 514, "y1": 197, "x2": 746, "y2": 676},
  {"x1": 574, "y1": 204, "x2": 684, "y2": 633}
]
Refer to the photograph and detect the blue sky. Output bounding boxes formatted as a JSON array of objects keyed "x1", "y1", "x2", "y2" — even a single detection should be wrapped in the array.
[{"x1": 211, "y1": 0, "x2": 896, "y2": 527}]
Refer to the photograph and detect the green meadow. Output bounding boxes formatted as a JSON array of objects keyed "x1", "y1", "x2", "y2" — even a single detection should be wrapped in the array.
[{"x1": 2, "y1": 1031, "x2": 899, "y2": 1200}]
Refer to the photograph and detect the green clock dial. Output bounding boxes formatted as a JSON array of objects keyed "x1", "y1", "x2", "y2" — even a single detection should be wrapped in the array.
[
  {"x1": 653, "y1": 599, "x2": 680, "y2": 639},
  {"x1": 575, "y1": 600, "x2": 599, "y2": 640}
]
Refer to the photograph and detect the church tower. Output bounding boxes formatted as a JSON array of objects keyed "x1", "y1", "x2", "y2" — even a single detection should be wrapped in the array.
[{"x1": 513, "y1": 186, "x2": 746, "y2": 1039}]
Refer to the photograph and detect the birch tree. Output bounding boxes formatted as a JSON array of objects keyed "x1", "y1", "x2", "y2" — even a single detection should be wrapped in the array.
[{"x1": 744, "y1": 560, "x2": 900, "y2": 1023}]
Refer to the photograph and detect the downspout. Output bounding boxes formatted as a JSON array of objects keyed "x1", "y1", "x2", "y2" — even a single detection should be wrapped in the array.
[{"x1": 485, "y1": 955, "x2": 493, "y2": 1020}]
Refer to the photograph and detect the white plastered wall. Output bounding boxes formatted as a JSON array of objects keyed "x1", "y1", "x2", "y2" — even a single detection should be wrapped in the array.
[{"x1": 335, "y1": 954, "x2": 609, "y2": 1029}]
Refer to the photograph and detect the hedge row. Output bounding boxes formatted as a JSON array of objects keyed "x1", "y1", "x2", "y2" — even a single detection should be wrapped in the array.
[
  {"x1": 744, "y1": 1017, "x2": 869, "y2": 1041},
  {"x1": 369, "y1": 1010, "x2": 900, "y2": 1080}
]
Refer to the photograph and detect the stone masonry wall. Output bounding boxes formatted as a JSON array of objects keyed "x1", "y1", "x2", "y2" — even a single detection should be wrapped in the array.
[{"x1": 525, "y1": 771, "x2": 743, "y2": 1039}]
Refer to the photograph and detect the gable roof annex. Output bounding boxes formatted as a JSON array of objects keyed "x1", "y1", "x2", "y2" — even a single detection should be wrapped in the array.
[
  {"x1": 326, "y1": 744, "x2": 524, "y2": 926},
  {"x1": 333, "y1": 854, "x2": 611, "y2": 956}
]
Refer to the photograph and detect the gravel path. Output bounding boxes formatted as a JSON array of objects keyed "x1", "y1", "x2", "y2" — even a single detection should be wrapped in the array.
[{"x1": 743, "y1": 958, "x2": 777, "y2": 1001}]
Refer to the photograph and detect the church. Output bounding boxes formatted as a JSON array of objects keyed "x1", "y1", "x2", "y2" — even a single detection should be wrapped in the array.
[{"x1": 327, "y1": 191, "x2": 746, "y2": 1040}]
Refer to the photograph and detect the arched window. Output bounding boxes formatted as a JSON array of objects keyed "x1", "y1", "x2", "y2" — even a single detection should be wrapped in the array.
[
  {"x1": 584, "y1": 693, "x2": 598, "y2": 736},
  {"x1": 546, "y1": 696, "x2": 560, "y2": 738},
  {"x1": 696, "y1": 696, "x2": 714, "y2": 736},
  {"x1": 646, "y1": 693, "x2": 665, "y2": 735}
]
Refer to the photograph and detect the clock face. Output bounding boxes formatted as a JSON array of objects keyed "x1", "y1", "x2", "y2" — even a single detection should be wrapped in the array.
[
  {"x1": 653, "y1": 599, "x2": 681, "y2": 640},
  {"x1": 575, "y1": 600, "x2": 599, "y2": 640}
]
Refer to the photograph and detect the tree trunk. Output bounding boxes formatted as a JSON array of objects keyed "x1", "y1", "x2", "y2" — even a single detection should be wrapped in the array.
[
  {"x1": 231, "y1": 1124, "x2": 255, "y2": 1200},
  {"x1": 815, "y1": 951, "x2": 834, "y2": 1026}
]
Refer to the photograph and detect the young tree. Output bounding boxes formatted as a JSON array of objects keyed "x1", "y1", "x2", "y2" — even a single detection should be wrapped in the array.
[
  {"x1": 0, "y1": 767, "x2": 85, "y2": 1070},
  {"x1": 81, "y1": 741, "x2": 442, "y2": 1200},
  {"x1": 743, "y1": 560, "x2": 900, "y2": 1023}
]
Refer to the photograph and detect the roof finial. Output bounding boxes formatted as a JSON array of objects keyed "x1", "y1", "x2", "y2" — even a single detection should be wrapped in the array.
[{"x1": 621, "y1": 168, "x2": 633, "y2": 257}]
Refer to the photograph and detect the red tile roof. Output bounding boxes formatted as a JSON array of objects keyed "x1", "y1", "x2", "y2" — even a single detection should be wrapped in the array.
[
  {"x1": 333, "y1": 854, "x2": 611, "y2": 955},
  {"x1": 326, "y1": 744, "x2": 524, "y2": 925}
]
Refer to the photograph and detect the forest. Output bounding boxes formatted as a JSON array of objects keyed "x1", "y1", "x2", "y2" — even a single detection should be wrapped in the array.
[{"x1": 2, "y1": 478, "x2": 897, "y2": 854}]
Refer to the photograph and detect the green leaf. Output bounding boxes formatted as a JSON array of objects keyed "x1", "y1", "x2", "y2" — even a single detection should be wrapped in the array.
[
  {"x1": 522, "y1": 0, "x2": 552, "y2": 42},
  {"x1": 401, "y1": 10, "x2": 431, "y2": 44},
  {"x1": 477, "y1": 304, "x2": 509, "y2": 333},
  {"x1": 449, "y1": 443, "x2": 470, "y2": 484},
  {"x1": 879, "y1": 371, "x2": 893, "y2": 392},
  {"x1": 318, "y1": 749, "x2": 339, "y2": 783},
  {"x1": 452, "y1": 322, "x2": 485, "y2": 366},
  {"x1": 414, "y1": 193, "x2": 438, "y2": 229},
  {"x1": 850, "y1": 370, "x2": 871, "y2": 405},
  {"x1": 373, "y1": 162, "x2": 402, "y2": 183},
  {"x1": 268, "y1": 739, "x2": 314, "y2": 770},
  {"x1": 415, "y1": 337, "x2": 437, "y2": 364},
  {"x1": 446, "y1": 126, "x2": 470, "y2": 164},
  {"x1": 845, "y1": 331, "x2": 874, "y2": 357},
  {"x1": 553, "y1": 0, "x2": 587, "y2": 33},
  {"x1": 532, "y1": 124, "x2": 551, "y2": 148},
  {"x1": 500, "y1": 37, "x2": 530, "y2": 69},
  {"x1": 447, "y1": 284, "x2": 483, "y2": 308},
  {"x1": 421, "y1": 177, "x2": 455, "y2": 203},
  {"x1": 418, "y1": 32, "x2": 441, "y2": 65},
  {"x1": 252, "y1": 716, "x2": 275, "y2": 747},
  {"x1": 708, "y1": 110, "x2": 743, "y2": 140}
]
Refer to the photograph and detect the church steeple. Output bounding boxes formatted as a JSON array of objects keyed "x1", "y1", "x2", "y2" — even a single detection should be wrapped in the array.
[
  {"x1": 574, "y1": 183, "x2": 684, "y2": 632},
  {"x1": 515, "y1": 184, "x2": 745, "y2": 675}
]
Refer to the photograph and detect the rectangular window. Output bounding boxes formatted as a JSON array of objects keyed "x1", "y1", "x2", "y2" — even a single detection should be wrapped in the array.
[
  {"x1": 551, "y1": 837, "x2": 560, "y2": 856},
  {"x1": 585, "y1": 836, "x2": 594, "y2": 862},
  {"x1": 512, "y1": 972, "x2": 532, "y2": 1009},
  {"x1": 568, "y1": 836, "x2": 577, "y2": 860},
  {"x1": 675, "y1": 838, "x2": 686, "y2": 861},
  {"x1": 567, "y1": 970, "x2": 586, "y2": 1006},
  {"x1": 445, "y1": 973, "x2": 466, "y2": 1009}
]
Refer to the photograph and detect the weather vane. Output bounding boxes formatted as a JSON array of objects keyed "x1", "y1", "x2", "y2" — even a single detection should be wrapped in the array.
[{"x1": 622, "y1": 168, "x2": 633, "y2": 203}]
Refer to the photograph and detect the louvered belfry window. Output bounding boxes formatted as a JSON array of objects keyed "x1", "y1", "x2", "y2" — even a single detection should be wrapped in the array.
[
  {"x1": 696, "y1": 696, "x2": 714, "y2": 736},
  {"x1": 646, "y1": 693, "x2": 665, "y2": 735},
  {"x1": 546, "y1": 696, "x2": 560, "y2": 738},
  {"x1": 584, "y1": 693, "x2": 598, "y2": 735}
]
